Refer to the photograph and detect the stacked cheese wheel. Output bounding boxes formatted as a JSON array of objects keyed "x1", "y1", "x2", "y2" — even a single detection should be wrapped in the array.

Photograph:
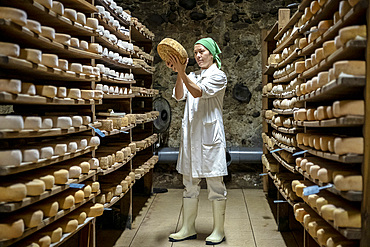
[
  {"x1": 96, "y1": 143, "x2": 136, "y2": 170},
  {"x1": 272, "y1": 130, "x2": 297, "y2": 147},
  {"x1": 273, "y1": 59, "x2": 304, "y2": 79},
  {"x1": 101, "y1": 47, "x2": 134, "y2": 66},
  {"x1": 262, "y1": 132, "x2": 275, "y2": 150},
  {"x1": 96, "y1": 64, "x2": 135, "y2": 80},
  {"x1": 262, "y1": 154, "x2": 279, "y2": 173},
  {"x1": 274, "y1": 173, "x2": 302, "y2": 201},
  {"x1": 96, "y1": 84, "x2": 132, "y2": 96}
]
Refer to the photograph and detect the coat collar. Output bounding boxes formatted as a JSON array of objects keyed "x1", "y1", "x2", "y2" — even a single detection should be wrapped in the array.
[{"x1": 200, "y1": 63, "x2": 217, "y2": 78}]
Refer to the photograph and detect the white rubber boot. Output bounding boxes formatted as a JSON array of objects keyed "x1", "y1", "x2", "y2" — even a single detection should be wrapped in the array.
[
  {"x1": 169, "y1": 198, "x2": 198, "y2": 242},
  {"x1": 206, "y1": 199, "x2": 226, "y2": 245}
]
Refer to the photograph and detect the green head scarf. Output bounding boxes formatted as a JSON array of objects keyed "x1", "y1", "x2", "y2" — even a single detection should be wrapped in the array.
[{"x1": 195, "y1": 37, "x2": 222, "y2": 69}]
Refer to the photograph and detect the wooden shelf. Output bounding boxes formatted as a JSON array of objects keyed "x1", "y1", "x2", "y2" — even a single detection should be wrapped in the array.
[
  {"x1": 273, "y1": 28, "x2": 303, "y2": 54},
  {"x1": 103, "y1": 94, "x2": 135, "y2": 99},
  {"x1": 0, "y1": 172, "x2": 98, "y2": 213},
  {"x1": 274, "y1": 9, "x2": 304, "y2": 41},
  {"x1": 272, "y1": 108, "x2": 295, "y2": 115},
  {"x1": 0, "y1": 91, "x2": 102, "y2": 106},
  {"x1": 1, "y1": 0, "x2": 97, "y2": 36},
  {"x1": 95, "y1": 14, "x2": 130, "y2": 42},
  {"x1": 297, "y1": 144, "x2": 363, "y2": 163},
  {"x1": 271, "y1": 136, "x2": 298, "y2": 153},
  {"x1": 131, "y1": 24, "x2": 153, "y2": 43},
  {"x1": 95, "y1": 35, "x2": 132, "y2": 58},
  {"x1": 270, "y1": 121, "x2": 303, "y2": 134},
  {"x1": 99, "y1": 155, "x2": 134, "y2": 176},
  {"x1": 0, "y1": 122, "x2": 100, "y2": 139},
  {"x1": 263, "y1": 65, "x2": 277, "y2": 75},
  {"x1": 58, "y1": 0, "x2": 97, "y2": 13},
  {"x1": 0, "y1": 19, "x2": 101, "y2": 60},
  {"x1": 264, "y1": 22, "x2": 278, "y2": 42},
  {"x1": 298, "y1": 76, "x2": 365, "y2": 103},
  {"x1": 277, "y1": 49, "x2": 302, "y2": 69},
  {"x1": 0, "y1": 192, "x2": 99, "y2": 247},
  {"x1": 104, "y1": 186, "x2": 132, "y2": 208},
  {"x1": 300, "y1": 40, "x2": 366, "y2": 79},
  {"x1": 132, "y1": 65, "x2": 154, "y2": 75},
  {"x1": 265, "y1": 143, "x2": 297, "y2": 173},
  {"x1": 96, "y1": 56, "x2": 134, "y2": 71},
  {"x1": 293, "y1": 116, "x2": 364, "y2": 128},
  {"x1": 0, "y1": 146, "x2": 97, "y2": 176},
  {"x1": 95, "y1": 0, "x2": 130, "y2": 28},
  {"x1": 273, "y1": 70, "x2": 298, "y2": 83},
  {"x1": 300, "y1": 0, "x2": 368, "y2": 57},
  {"x1": 101, "y1": 124, "x2": 136, "y2": 137},
  {"x1": 101, "y1": 75, "x2": 136, "y2": 85},
  {"x1": 0, "y1": 56, "x2": 99, "y2": 82}
]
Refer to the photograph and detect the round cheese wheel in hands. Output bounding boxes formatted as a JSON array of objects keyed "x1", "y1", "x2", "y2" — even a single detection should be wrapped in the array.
[{"x1": 157, "y1": 38, "x2": 188, "y2": 64}]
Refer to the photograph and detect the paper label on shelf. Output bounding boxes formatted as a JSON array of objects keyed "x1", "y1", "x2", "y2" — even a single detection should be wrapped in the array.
[
  {"x1": 120, "y1": 130, "x2": 129, "y2": 134},
  {"x1": 259, "y1": 173, "x2": 268, "y2": 176},
  {"x1": 90, "y1": 125, "x2": 105, "y2": 137},
  {"x1": 273, "y1": 200, "x2": 287, "y2": 203},
  {"x1": 303, "y1": 184, "x2": 333, "y2": 196},
  {"x1": 293, "y1": 150, "x2": 309, "y2": 156},
  {"x1": 69, "y1": 183, "x2": 85, "y2": 189},
  {"x1": 270, "y1": 148, "x2": 283, "y2": 153}
]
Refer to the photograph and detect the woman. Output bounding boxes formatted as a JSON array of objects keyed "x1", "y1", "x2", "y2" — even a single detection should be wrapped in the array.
[{"x1": 166, "y1": 37, "x2": 228, "y2": 245}]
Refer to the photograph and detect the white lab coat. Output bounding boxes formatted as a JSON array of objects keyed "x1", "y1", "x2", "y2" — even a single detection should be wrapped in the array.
[{"x1": 172, "y1": 63, "x2": 227, "y2": 178}]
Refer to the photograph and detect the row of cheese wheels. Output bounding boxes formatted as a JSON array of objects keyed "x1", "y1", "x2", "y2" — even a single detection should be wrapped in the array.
[
  {"x1": 0, "y1": 153, "x2": 100, "y2": 202},
  {"x1": 262, "y1": 154, "x2": 280, "y2": 173},
  {"x1": 0, "y1": 115, "x2": 93, "y2": 131},
  {"x1": 293, "y1": 181, "x2": 360, "y2": 228},
  {"x1": 131, "y1": 87, "x2": 160, "y2": 96},
  {"x1": 96, "y1": 63, "x2": 135, "y2": 80},
  {"x1": 273, "y1": 0, "x2": 361, "y2": 56},
  {"x1": 0, "y1": 79, "x2": 103, "y2": 101},
  {"x1": 96, "y1": 6, "x2": 130, "y2": 37},
  {"x1": 96, "y1": 112, "x2": 159, "y2": 132},
  {"x1": 0, "y1": 135, "x2": 99, "y2": 167},
  {"x1": 96, "y1": 142, "x2": 137, "y2": 170},
  {"x1": 134, "y1": 46, "x2": 154, "y2": 63},
  {"x1": 294, "y1": 203, "x2": 357, "y2": 247},
  {"x1": 134, "y1": 134, "x2": 159, "y2": 150},
  {"x1": 0, "y1": 42, "x2": 101, "y2": 77},
  {"x1": 272, "y1": 24, "x2": 366, "y2": 80},
  {"x1": 272, "y1": 130, "x2": 296, "y2": 147},
  {"x1": 133, "y1": 58, "x2": 155, "y2": 73},
  {"x1": 295, "y1": 157, "x2": 361, "y2": 191},
  {"x1": 96, "y1": 83, "x2": 132, "y2": 96},
  {"x1": 273, "y1": 172, "x2": 303, "y2": 201},
  {"x1": 97, "y1": 0, "x2": 131, "y2": 24},
  {"x1": 100, "y1": 46, "x2": 134, "y2": 66}
]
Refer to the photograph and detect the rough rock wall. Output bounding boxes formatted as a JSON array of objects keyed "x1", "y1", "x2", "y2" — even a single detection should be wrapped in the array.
[{"x1": 117, "y1": 0, "x2": 298, "y2": 148}]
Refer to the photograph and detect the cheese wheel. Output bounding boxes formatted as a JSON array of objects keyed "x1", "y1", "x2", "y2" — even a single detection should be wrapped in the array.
[
  {"x1": 41, "y1": 54, "x2": 58, "y2": 68},
  {"x1": 333, "y1": 174, "x2": 362, "y2": 191},
  {"x1": 86, "y1": 18, "x2": 98, "y2": 29},
  {"x1": 82, "y1": 65, "x2": 93, "y2": 75},
  {"x1": 0, "y1": 219, "x2": 24, "y2": 240},
  {"x1": 333, "y1": 11, "x2": 340, "y2": 24},
  {"x1": 339, "y1": 25, "x2": 366, "y2": 45},
  {"x1": 58, "y1": 195, "x2": 75, "y2": 209},
  {"x1": 58, "y1": 59, "x2": 68, "y2": 71},
  {"x1": 295, "y1": 61, "x2": 306, "y2": 74},
  {"x1": 333, "y1": 207, "x2": 361, "y2": 228},
  {"x1": 69, "y1": 63, "x2": 83, "y2": 73},
  {"x1": 69, "y1": 166, "x2": 81, "y2": 178},
  {"x1": 333, "y1": 60, "x2": 365, "y2": 79},
  {"x1": 129, "y1": 171, "x2": 136, "y2": 181},
  {"x1": 323, "y1": 40, "x2": 336, "y2": 58},
  {"x1": 55, "y1": 33, "x2": 71, "y2": 46},
  {"x1": 125, "y1": 175, "x2": 132, "y2": 184},
  {"x1": 100, "y1": 119, "x2": 113, "y2": 131},
  {"x1": 38, "y1": 235, "x2": 51, "y2": 247},
  {"x1": 0, "y1": 42, "x2": 20, "y2": 57},
  {"x1": 53, "y1": 169, "x2": 69, "y2": 184},
  {"x1": 316, "y1": 106, "x2": 329, "y2": 120},
  {"x1": 87, "y1": 203, "x2": 104, "y2": 217},
  {"x1": 335, "y1": 35, "x2": 344, "y2": 49},
  {"x1": 80, "y1": 40, "x2": 88, "y2": 51},
  {"x1": 76, "y1": 12, "x2": 86, "y2": 25},
  {"x1": 310, "y1": 1, "x2": 320, "y2": 14},
  {"x1": 339, "y1": 0, "x2": 351, "y2": 17},
  {"x1": 90, "y1": 182, "x2": 99, "y2": 193},
  {"x1": 39, "y1": 201, "x2": 59, "y2": 217},
  {"x1": 84, "y1": 185, "x2": 92, "y2": 198},
  {"x1": 40, "y1": 175, "x2": 55, "y2": 190},
  {"x1": 22, "y1": 149, "x2": 40, "y2": 162},
  {"x1": 306, "y1": 109, "x2": 316, "y2": 121},
  {"x1": 334, "y1": 137, "x2": 363, "y2": 155},
  {"x1": 321, "y1": 204, "x2": 337, "y2": 221},
  {"x1": 89, "y1": 136, "x2": 100, "y2": 147},
  {"x1": 88, "y1": 43, "x2": 102, "y2": 54},
  {"x1": 89, "y1": 158, "x2": 99, "y2": 169},
  {"x1": 41, "y1": 26, "x2": 55, "y2": 40},
  {"x1": 74, "y1": 190, "x2": 84, "y2": 203},
  {"x1": 0, "y1": 183, "x2": 27, "y2": 202},
  {"x1": 93, "y1": 90, "x2": 103, "y2": 99},
  {"x1": 23, "y1": 116, "x2": 41, "y2": 131},
  {"x1": 20, "y1": 209, "x2": 44, "y2": 228},
  {"x1": 318, "y1": 20, "x2": 333, "y2": 35},
  {"x1": 305, "y1": 58, "x2": 312, "y2": 69},
  {"x1": 48, "y1": 227, "x2": 63, "y2": 243},
  {"x1": 26, "y1": 179, "x2": 45, "y2": 196},
  {"x1": 0, "y1": 7, "x2": 27, "y2": 26},
  {"x1": 82, "y1": 116, "x2": 91, "y2": 125},
  {"x1": 79, "y1": 161, "x2": 90, "y2": 173},
  {"x1": 0, "y1": 79, "x2": 21, "y2": 94},
  {"x1": 332, "y1": 100, "x2": 364, "y2": 118},
  {"x1": 70, "y1": 38, "x2": 79, "y2": 48},
  {"x1": 51, "y1": 116, "x2": 72, "y2": 129},
  {"x1": 317, "y1": 227, "x2": 338, "y2": 246},
  {"x1": 96, "y1": 194, "x2": 105, "y2": 204},
  {"x1": 64, "y1": 8, "x2": 77, "y2": 22},
  {"x1": 53, "y1": 143, "x2": 67, "y2": 156},
  {"x1": 36, "y1": 85, "x2": 57, "y2": 98},
  {"x1": 19, "y1": 48, "x2": 42, "y2": 64},
  {"x1": 0, "y1": 150, "x2": 22, "y2": 167},
  {"x1": 299, "y1": 38, "x2": 308, "y2": 49},
  {"x1": 315, "y1": 48, "x2": 324, "y2": 64},
  {"x1": 67, "y1": 88, "x2": 81, "y2": 99},
  {"x1": 51, "y1": 1, "x2": 64, "y2": 15},
  {"x1": 71, "y1": 116, "x2": 83, "y2": 127},
  {"x1": 57, "y1": 87, "x2": 67, "y2": 98},
  {"x1": 61, "y1": 219, "x2": 78, "y2": 233},
  {"x1": 121, "y1": 180, "x2": 128, "y2": 191},
  {"x1": 74, "y1": 211, "x2": 87, "y2": 224},
  {"x1": 34, "y1": 0, "x2": 52, "y2": 9},
  {"x1": 349, "y1": 0, "x2": 360, "y2": 6}
]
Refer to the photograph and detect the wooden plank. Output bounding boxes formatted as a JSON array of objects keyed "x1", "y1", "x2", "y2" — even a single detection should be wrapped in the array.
[
  {"x1": 95, "y1": 36, "x2": 132, "y2": 58},
  {"x1": 103, "y1": 94, "x2": 135, "y2": 99},
  {"x1": 273, "y1": 28, "x2": 303, "y2": 54},
  {"x1": 95, "y1": 14, "x2": 130, "y2": 42},
  {"x1": 276, "y1": 48, "x2": 302, "y2": 69},
  {"x1": 95, "y1": 0, "x2": 130, "y2": 28},
  {"x1": 57, "y1": 0, "x2": 97, "y2": 13},
  {"x1": 278, "y1": 9, "x2": 291, "y2": 31},
  {"x1": 130, "y1": 24, "x2": 153, "y2": 43},
  {"x1": 101, "y1": 75, "x2": 136, "y2": 85},
  {"x1": 298, "y1": 144, "x2": 363, "y2": 163},
  {"x1": 361, "y1": 3, "x2": 370, "y2": 246},
  {"x1": 275, "y1": 9, "x2": 303, "y2": 40},
  {"x1": 96, "y1": 56, "x2": 134, "y2": 71},
  {"x1": 264, "y1": 22, "x2": 278, "y2": 42}
]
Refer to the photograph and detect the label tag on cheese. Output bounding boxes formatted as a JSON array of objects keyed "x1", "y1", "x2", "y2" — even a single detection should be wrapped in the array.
[
  {"x1": 293, "y1": 150, "x2": 309, "y2": 156},
  {"x1": 89, "y1": 125, "x2": 105, "y2": 137},
  {"x1": 303, "y1": 184, "x2": 333, "y2": 196},
  {"x1": 270, "y1": 148, "x2": 283, "y2": 153},
  {"x1": 69, "y1": 183, "x2": 85, "y2": 189}
]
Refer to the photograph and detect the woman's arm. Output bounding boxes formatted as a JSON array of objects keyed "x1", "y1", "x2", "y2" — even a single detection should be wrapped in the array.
[
  {"x1": 174, "y1": 73, "x2": 184, "y2": 100},
  {"x1": 168, "y1": 55, "x2": 202, "y2": 98}
]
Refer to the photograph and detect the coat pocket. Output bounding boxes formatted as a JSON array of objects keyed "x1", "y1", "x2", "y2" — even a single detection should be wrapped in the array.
[{"x1": 202, "y1": 120, "x2": 221, "y2": 145}]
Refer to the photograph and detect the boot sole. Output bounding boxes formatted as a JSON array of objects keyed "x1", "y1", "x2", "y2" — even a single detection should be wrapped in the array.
[
  {"x1": 169, "y1": 234, "x2": 197, "y2": 242},
  {"x1": 205, "y1": 237, "x2": 225, "y2": 245}
]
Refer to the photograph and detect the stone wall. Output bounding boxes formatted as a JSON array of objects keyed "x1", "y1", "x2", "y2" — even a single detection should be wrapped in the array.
[{"x1": 118, "y1": 0, "x2": 299, "y2": 148}]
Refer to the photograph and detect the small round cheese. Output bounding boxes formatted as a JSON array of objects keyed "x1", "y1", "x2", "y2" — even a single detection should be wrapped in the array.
[
  {"x1": 91, "y1": 182, "x2": 100, "y2": 192},
  {"x1": 82, "y1": 116, "x2": 91, "y2": 125},
  {"x1": 57, "y1": 87, "x2": 67, "y2": 98},
  {"x1": 41, "y1": 54, "x2": 59, "y2": 68},
  {"x1": 80, "y1": 40, "x2": 88, "y2": 51},
  {"x1": 36, "y1": 85, "x2": 57, "y2": 98},
  {"x1": 39, "y1": 175, "x2": 55, "y2": 190},
  {"x1": 41, "y1": 117, "x2": 53, "y2": 129},
  {"x1": 76, "y1": 12, "x2": 86, "y2": 26},
  {"x1": 41, "y1": 26, "x2": 55, "y2": 40},
  {"x1": 0, "y1": 183, "x2": 27, "y2": 202},
  {"x1": 89, "y1": 158, "x2": 99, "y2": 169},
  {"x1": 82, "y1": 65, "x2": 93, "y2": 75},
  {"x1": 49, "y1": 227, "x2": 63, "y2": 243},
  {"x1": 68, "y1": 142, "x2": 78, "y2": 152},
  {"x1": 74, "y1": 190, "x2": 84, "y2": 203},
  {"x1": 83, "y1": 185, "x2": 92, "y2": 197},
  {"x1": 0, "y1": 115, "x2": 24, "y2": 130},
  {"x1": 61, "y1": 219, "x2": 78, "y2": 233},
  {"x1": 78, "y1": 138, "x2": 88, "y2": 149},
  {"x1": 26, "y1": 19, "x2": 41, "y2": 34},
  {"x1": 0, "y1": 42, "x2": 20, "y2": 57},
  {"x1": 87, "y1": 203, "x2": 104, "y2": 217},
  {"x1": 39, "y1": 146, "x2": 54, "y2": 159},
  {"x1": 38, "y1": 235, "x2": 51, "y2": 247},
  {"x1": 86, "y1": 18, "x2": 98, "y2": 29},
  {"x1": 51, "y1": 1, "x2": 64, "y2": 15},
  {"x1": 89, "y1": 43, "x2": 102, "y2": 54},
  {"x1": 70, "y1": 37, "x2": 79, "y2": 48},
  {"x1": 89, "y1": 136, "x2": 100, "y2": 147},
  {"x1": 55, "y1": 33, "x2": 71, "y2": 46},
  {"x1": 69, "y1": 63, "x2": 83, "y2": 73},
  {"x1": 76, "y1": 211, "x2": 87, "y2": 224},
  {"x1": 0, "y1": 7, "x2": 27, "y2": 26},
  {"x1": 0, "y1": 150, "x2": 22, "y2": 167},
  {"x1": 25, "y1": 179, "x2": 46, "y2": 196},
  {"x1": 71, "y1": 116, "x2": 83, "y2": 127},
  {"x1": 51, "y1": 116, "x2": 72, "y2": 129},
  {"x1": 53, "y1": 169, "x2": 69, "y2": 184},
  {"x1": 0, "y1": 219, "x2": 24, "y2": 240},
  {"x1": 34, "y1": 0, "x2": 52, "y2": 9},
  {"x1": 58, "y1": 195, "x2": 75, "y2": 209},
  {"x1": 79, "y1": 161, "x2": 90, "y2": 173},
  {"x1": 39, "y1": 201, "x2": 59, "y2": 217},
  {"x1": 53, "y1": 143, "x2": 67, "y2": 156},
  {"x1": 67, "y1": 88, "x2": 81, "y2": 99},
  {"x1": 19, "y1": 48, "x2": 42, "y2": 64},
  {"x1": 58, "y1": 59, "x2": 68, "y2": 71},
  {"x1": 64, "y1": 8, "x2": 77, "y2": 22},
  {"x1": 23, "y1": 116, "x2": 42, "y2": 130},
  {"x1": 0, "y1": 79, "x2": 21, "y2": 94}
]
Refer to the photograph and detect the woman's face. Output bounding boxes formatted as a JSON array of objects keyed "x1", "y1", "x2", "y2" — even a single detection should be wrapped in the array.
[{"x1": 194, "y1": 44, "x2": 213, "y2": 69}]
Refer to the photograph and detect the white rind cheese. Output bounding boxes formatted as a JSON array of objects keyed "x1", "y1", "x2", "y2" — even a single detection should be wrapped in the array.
[
  {"x1": 26, "y1": 19, "x2": 42, "y2": 34},
  {"x1": 0, "y1": 79, "x2": 21, "y2": 94},
  {"x1": 0, "y1": 7, "x2": 27, "y2": 26}
]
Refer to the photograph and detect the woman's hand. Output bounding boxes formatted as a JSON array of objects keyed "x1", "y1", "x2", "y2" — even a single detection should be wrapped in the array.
[{"x1": 167, "y1": 54, "x2": 188, "y2": 74}]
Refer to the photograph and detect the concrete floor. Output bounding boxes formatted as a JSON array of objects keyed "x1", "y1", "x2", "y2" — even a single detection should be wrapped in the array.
[{"x1": 113, "y1": 189, "x2": 291, "y2": 247}]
